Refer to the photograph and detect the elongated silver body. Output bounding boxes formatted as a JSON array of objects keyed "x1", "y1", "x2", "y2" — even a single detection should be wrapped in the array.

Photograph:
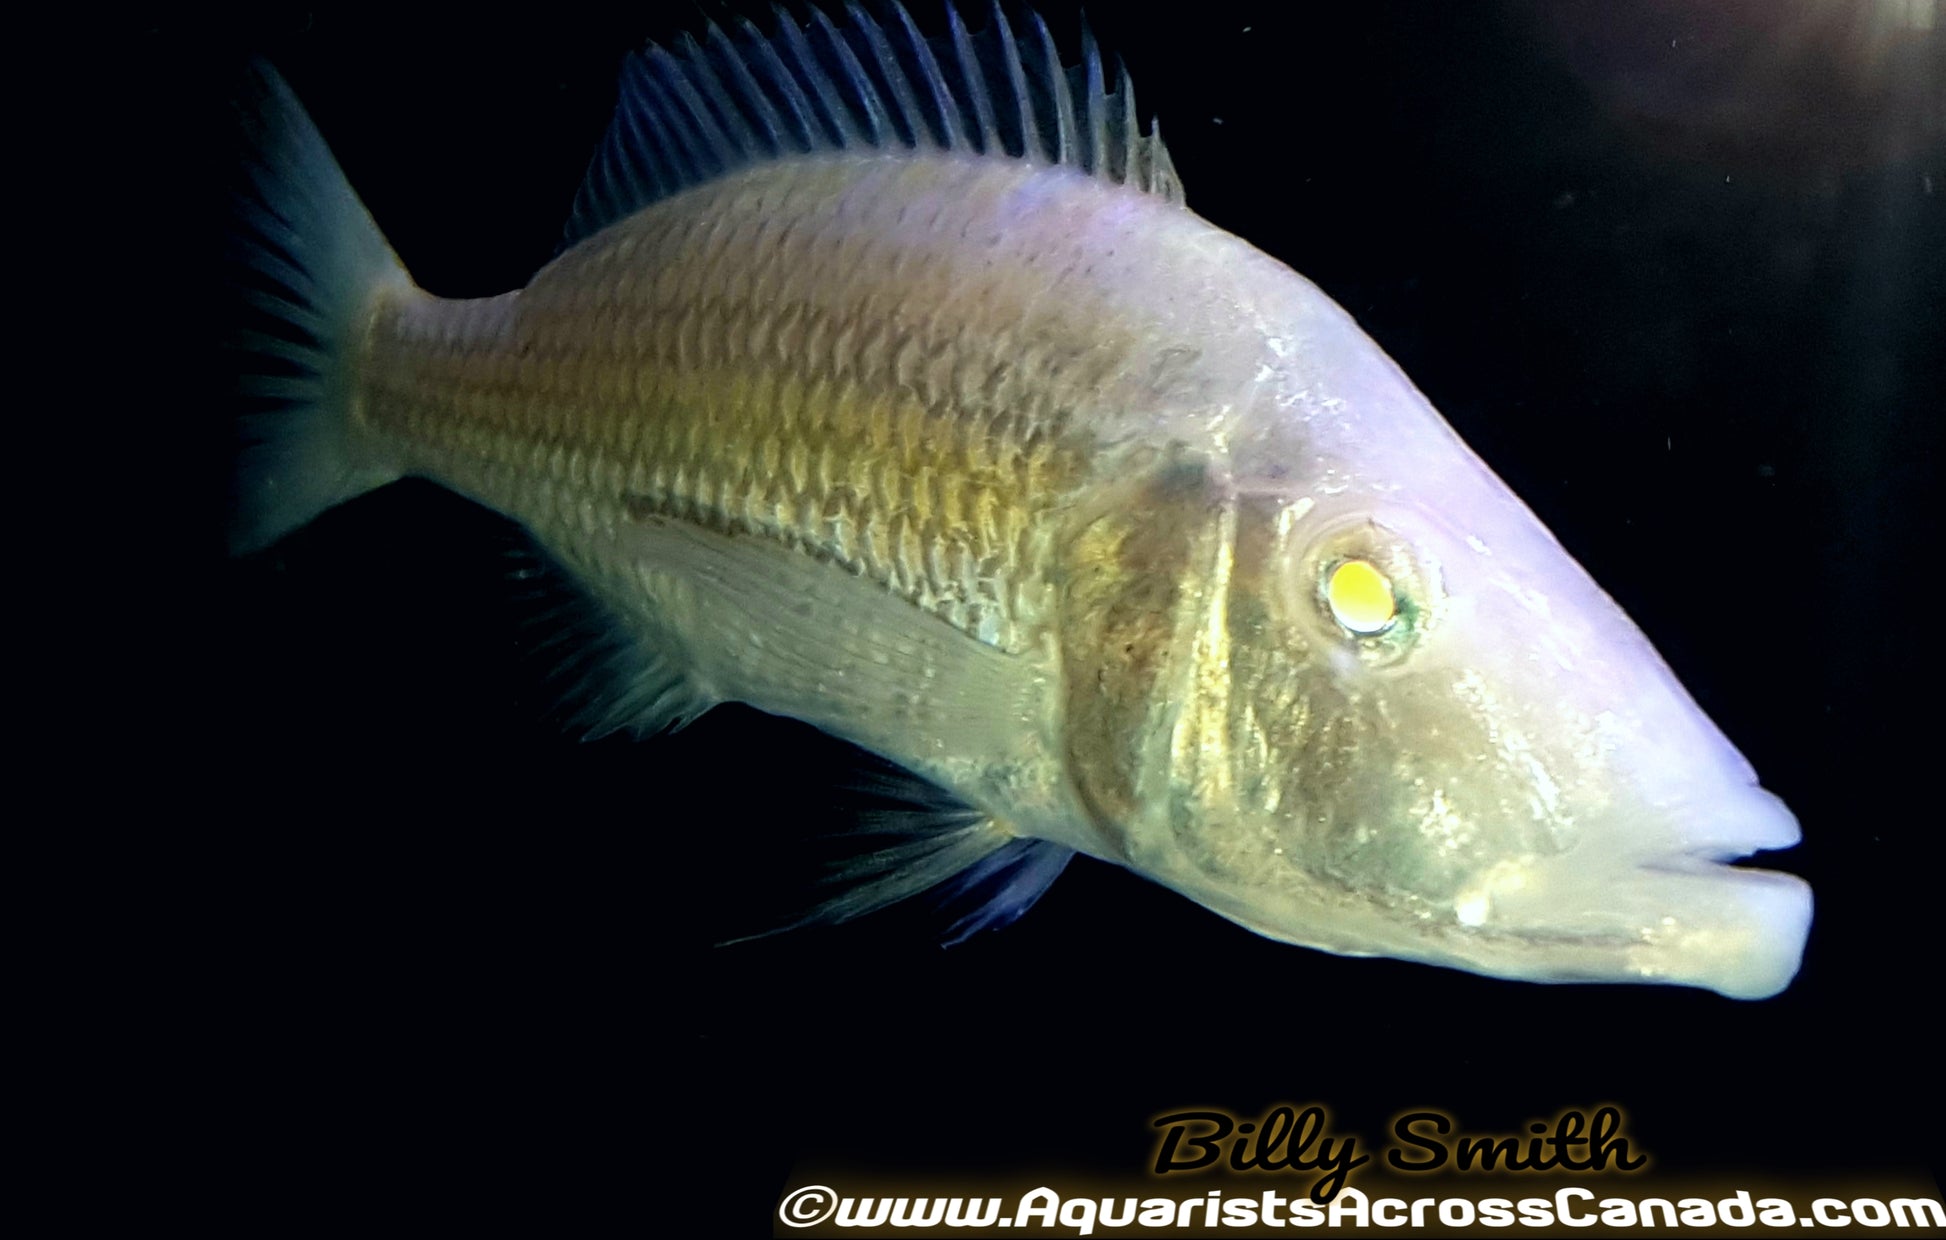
[{"x1": 233, "y1": 5, "x2": 1809, "y2": 998}]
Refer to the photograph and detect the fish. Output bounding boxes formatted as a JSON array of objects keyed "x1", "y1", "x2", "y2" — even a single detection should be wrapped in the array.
[{"x1": 228, "y1": 3, "x2": 1810, "y2": 999}]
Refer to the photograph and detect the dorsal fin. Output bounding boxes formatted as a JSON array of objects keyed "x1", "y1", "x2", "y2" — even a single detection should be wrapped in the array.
[{"x1": 562, "y1": 2, "x2": 1184, "y2": 250}]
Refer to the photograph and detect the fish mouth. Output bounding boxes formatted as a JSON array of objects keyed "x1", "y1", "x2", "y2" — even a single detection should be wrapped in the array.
[
  {"x1": 1438, "y1": 788, "x2": 1811, "y2": 999},
  {"x1": 1185, "y1": 787, "x2": 1812, "y2": 1000}
]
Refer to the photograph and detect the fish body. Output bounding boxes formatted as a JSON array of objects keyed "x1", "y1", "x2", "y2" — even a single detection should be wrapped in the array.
[{"x1": 231, "y1": 5, "x2": 1809, "y2": 997}]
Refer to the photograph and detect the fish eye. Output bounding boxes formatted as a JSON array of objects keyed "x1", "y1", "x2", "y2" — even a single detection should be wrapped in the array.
[
  {"x1": 1326, "y1": 558, "x2": 1397, "y2": 635},
  {"x1": 1291, "y1": 516, "x2": 1437, "y2": 660}
]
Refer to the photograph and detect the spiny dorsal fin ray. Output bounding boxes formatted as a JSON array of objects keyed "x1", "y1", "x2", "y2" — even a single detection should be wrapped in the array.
[{"x1": 562, "y1": 2, "x2": 1184, "y2": 251}]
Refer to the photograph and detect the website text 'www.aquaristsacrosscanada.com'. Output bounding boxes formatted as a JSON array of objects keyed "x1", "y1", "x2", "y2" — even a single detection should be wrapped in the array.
[{"x1": 775, "y1": 1184, "x2": 1946, "y2": 1234}]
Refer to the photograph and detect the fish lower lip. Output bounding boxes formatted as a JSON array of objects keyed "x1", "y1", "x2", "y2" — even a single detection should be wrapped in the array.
[
  {"x1": 1475, "y1": 851, "x2": 1813, "y2": 999},
  {"x1": 1624, "y1": 863, "x2": 1813, "y2": 1000}
]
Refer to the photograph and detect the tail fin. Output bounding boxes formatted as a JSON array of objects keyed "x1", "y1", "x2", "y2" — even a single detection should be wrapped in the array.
[{"x1": 227, "y1": 62, "x2": 412, "y2": 556}]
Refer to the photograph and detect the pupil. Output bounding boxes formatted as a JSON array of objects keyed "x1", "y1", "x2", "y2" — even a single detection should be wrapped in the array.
[{"x1": 1328, "y1": 559, "x2": 1396, "y2": 634}]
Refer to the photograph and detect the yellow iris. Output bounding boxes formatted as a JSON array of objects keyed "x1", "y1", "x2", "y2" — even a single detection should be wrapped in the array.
[{"x1": 1327, "y1": 559, "x2": 1397, "y2": 634}]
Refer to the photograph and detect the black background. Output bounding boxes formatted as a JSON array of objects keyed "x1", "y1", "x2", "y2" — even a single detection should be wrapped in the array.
[{"x1": 151, "y1": 1, "x2": 1941, "y2": 1231}]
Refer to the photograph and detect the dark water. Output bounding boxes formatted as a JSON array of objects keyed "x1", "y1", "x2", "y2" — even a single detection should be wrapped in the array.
[{"x1": 156, "y1": 1, "x2": 1941, "y2": 1230}]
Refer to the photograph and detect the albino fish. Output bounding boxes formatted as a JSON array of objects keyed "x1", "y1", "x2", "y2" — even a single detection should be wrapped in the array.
[{"x1": 230, "y1": 4, "x2": 1809, "y2": 998}]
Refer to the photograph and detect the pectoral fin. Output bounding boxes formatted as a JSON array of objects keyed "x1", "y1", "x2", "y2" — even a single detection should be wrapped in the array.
[
  {"x1": 617, "y1": 513, "x2": 1053, "y2": 784},
  {"x1": 602, "y1": 513, "x2": 1074, "y2": 944}
]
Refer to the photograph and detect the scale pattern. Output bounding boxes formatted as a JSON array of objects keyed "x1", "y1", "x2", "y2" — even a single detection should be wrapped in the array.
[{"x1": 357, "y1": 157, "x2": 1135, "y2": 654}]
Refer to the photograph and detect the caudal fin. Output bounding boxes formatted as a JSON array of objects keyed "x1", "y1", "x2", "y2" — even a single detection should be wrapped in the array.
[{"x1": 227, "y1": 62, "x2": 412, "y2": 556}]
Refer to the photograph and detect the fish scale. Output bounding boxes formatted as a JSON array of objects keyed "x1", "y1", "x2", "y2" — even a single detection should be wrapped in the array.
[{"x1": 362, "y1": 156, "x2": 1113, "y2": 657}]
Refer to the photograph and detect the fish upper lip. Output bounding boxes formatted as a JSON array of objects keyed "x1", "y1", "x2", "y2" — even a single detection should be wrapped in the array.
[{"x1": 1621, "y1": 783, "x2": 1802, "y2": 857}]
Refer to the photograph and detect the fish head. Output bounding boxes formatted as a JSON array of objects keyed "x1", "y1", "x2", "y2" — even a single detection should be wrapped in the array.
[{"x1": 1062, "y1": 299, "x2": 1809, "y2": 1000}]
